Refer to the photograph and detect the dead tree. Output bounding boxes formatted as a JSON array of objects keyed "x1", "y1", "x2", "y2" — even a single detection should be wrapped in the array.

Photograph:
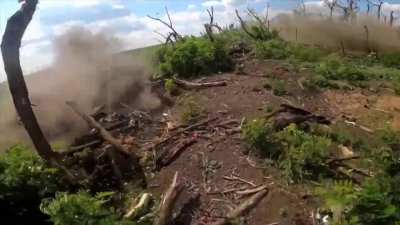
[
  {"x1": 367, "y1": 0, "x2": 384, "y2": 20},
  {"x1": 336, "y1": 0, "x2": 360, "y2": 21},
  {"x1": 204, "y1": 7, "x2": 222, "y2": 42},
  {"x1": 323, "y1": 0, "x2": 337, "y2": 18},
  {"x1": 1, "y1": 0, "x2": 59, "y2": 161},
  {"x1": 235, "y1": 9, "x2": 257, "y2": 40},
  {"x1": 148, "y1": 7, "x2": 182, "y2": 45},
  {"x1": 235, "y1": 9, "x2": 272, "y2": 41}
]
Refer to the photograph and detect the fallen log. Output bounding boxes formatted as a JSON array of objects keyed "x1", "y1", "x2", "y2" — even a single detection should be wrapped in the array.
[
  {"x1": 157, "y1": 137, "x2": 197, "y2": 167},
  {"x1": 211, "y1": 189, "x2": 269, "y2": 225},
  {"x1": 154, "y1": 172, "x2": 183, "y2": 225},
  {"x1": 173, "y1": 78, "x2": 227, "y2": 89}
]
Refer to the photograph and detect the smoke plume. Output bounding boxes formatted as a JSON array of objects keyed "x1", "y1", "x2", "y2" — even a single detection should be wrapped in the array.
[{"x1": 0, "y1": 27, "x2": 160, "y2": 148}]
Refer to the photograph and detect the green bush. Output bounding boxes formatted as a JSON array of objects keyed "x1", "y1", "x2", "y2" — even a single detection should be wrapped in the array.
[
  {"x1": 249, "y1": 25, "x2": 280, "y2": 41},
  {"x1": 287, "y1": 44, "x2": 324, "y2": 62},
  {"x1": 0, "y1": 145, "x2": 63, "y2": 223},
  {"x1": 157, "y1": 37, "x2": 233, "y2": 78},
  {"x1": 276, "y1": 124, "x2": 332, "y2": 183},
  {"x1": 179, "y1": 96, "x2": 203, "y2": 124},
  {"x1": 242, "y1": 119, "x2": 269, "y2": 151},
  {"x1": 380, "y1": 52, "x2": 400, "y2": 68},
  {"x1": 316, "y1": 54, "x2": 367, "y2": 82},
  {"x1": 254, "y1": 39, "x2": 289, "y2": 59},
  {"x1": 40, "y1": 192, "x2": 134, "y2": 225},
  {"x1": 316, "y1": 180, "x2": 357, "y2": 224},
  {"x1": 164, "y1": 79, "x2": 177, "y2": 95}
]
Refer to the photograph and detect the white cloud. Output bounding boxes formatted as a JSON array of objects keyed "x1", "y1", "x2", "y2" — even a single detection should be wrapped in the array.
[
  {"x1": 40, "y1": 0, "x2": 102, "y2": 8},
  {"x1": 223, "y1": 0, "x2": 247, "y2": 6},
  {"x1": 188, "y1": 4, "x2": 197, "y2": 10},
  {"x1": 382, "y1": 3, "x2": 400, "y2": 15}
]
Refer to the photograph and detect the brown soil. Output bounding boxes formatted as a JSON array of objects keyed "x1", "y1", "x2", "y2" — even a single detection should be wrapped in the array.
[{"x1": 141, "y1": 57, "x2": 400, "y2": 225}]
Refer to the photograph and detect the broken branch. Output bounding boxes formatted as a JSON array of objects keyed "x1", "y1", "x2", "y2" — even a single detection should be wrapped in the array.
[
  {"x1": 66, "y1": 101, "x2": 134, "y2": 157},
  {"x1": 154, "y1": 172, "x2": 183, "y2": 225},
  {"x1": 211, "y1": 189, "x2": 269, "y2": 225},
  {"x1": 173, "y1": 78, "x2": 227, "y2": 89}
]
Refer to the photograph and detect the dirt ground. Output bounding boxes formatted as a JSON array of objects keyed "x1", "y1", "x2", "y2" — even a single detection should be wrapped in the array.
[{"x1": 131, "y1": 57, "x2": 400, "y2": 225}]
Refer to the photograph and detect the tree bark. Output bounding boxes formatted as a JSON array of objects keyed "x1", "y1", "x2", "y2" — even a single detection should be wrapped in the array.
[{"x1": 1, "y1": 0, "x2": 59, "y2": 160}]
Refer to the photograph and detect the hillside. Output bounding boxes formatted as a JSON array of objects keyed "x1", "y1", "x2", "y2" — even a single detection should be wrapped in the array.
[{"x1": 1, "y1": 3, "x2": 400, "y2": 225}]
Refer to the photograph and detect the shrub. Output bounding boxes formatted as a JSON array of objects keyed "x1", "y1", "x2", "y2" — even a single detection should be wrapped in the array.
[
  {"x1": 164, "y1": 79, "x2": 177, "y2": 95},
  {"x1": 380, "y1": 52, "x2": 400, "y2": 68},
  {"x1": 157, "y1": 37, "x2": 233, "y2": 78},
  {"x1": 347, "y1": 176, "x2": 400, "y2": 225},
  {"x1": 287, "y1": 43, "x2": 324, "y2": 62},
  {"x1": 0, "y1": 145, "x2": 63, "y2": 223},
  {"x1": 179, "y1": 96, "x2": 203, "y2": 124},
  {"x1": 40, "y1": 192, "x2": 134, "y2": 225},
  {"x1": 276, "y1": 124, "x2": 332, "y2": 183},
  {"x1": 316, "y1": 180, "x2": 357, "y2": 224},
  {"x1": 316, "y1": 54, "x2": 366, "y2": 82},
  {"x1": 254, "y1": 39, "x2": 289, "y2": 60}
]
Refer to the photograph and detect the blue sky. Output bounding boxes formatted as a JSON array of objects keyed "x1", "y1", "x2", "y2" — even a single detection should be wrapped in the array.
[{"x1": 0, "y1": 0, "x2": 400, "y2": 82}]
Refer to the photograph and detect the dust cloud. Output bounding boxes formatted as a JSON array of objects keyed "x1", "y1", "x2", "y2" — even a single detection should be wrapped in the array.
[
  {"x1": 0, "y1": 27, "x2": 160, "y2": 148},
  {"x1": 274, "y1": 14, "x2": 400, "y2": 53}
]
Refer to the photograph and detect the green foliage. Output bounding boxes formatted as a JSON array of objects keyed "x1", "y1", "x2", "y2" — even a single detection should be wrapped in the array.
[
  {"x1": 379, "y1": 52, "x2": 400, "y2": 69},
  {"x1": 315, "y1": 54, "x2": 366, "y2": 82},
  {"x1": 0, "y1": 145, "x2": 61, "y2": 198},
  {"x1": 272, "y1": 79, "x2": 287, "y2": 96},
  {"x1": 0, "y1": 145, "x2": 63, "y2": 223},
  {"x1": 287, "y1": 44, "x2": 324, "y2": 62},
  {"x1": 179, "y1": 96, "x2": 203, "y2": 124},
  {"x1": 249, "y1": 24, "x2": 280, "y2": 41},
  {"x1": 347, "y1": 176, "x2": 400, "y2": 225},
  {"x1": 40, "y1": 191, "x2": 134, "y2": 225},
  {"x1": 254, "y1": 39, "x2": 289, "y2": 59},
  {"x1": 164, "y1": 79, "x2": 177, "y2": 95},
  {"x1": 157, "y1": 37, "x2": 233, "y2": 78},
  {"x1": 242, "y1": 119, "x2": 272, "y2": 153},
  {"x1": 276, "y1": 124, "x2": 332, "y2": 183},
  {"x1": 303, "y1": 75, "x2": 340, "y2": 90},
  {"x1": 316, "y1": 180, "x2": 357, "y2": 223}
]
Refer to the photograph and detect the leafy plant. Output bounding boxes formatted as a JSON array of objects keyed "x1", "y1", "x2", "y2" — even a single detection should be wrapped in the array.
[
  {"x1": 157, "y1": 37, "x2": 233, "y2": 78},
  {"x1": 316, "y1": 54, "x2": 366, "y2": 82},
  {"x1": 40, "y1": 191, "x2": 134, "y2": 225},
  {"x1": 316, "y1": 180, "x2": 357, "y2": 223},
  {"x1": 179, "y1": 96, "x2": 203, "y2": 124},
  {"x1": 164, "y1": 79, "x2": 178, "y2": 95},
  {"x1": 287, "y1": 43, "x2": 324, "y2": 62},
  {"x1": 0, "y1": 145, "x2": 63, "y2": 223},
  {"x1": 276, "y1": 124, "x2": 332, "y2": 183},
  {"x1": 254, "y1": 39, "x2": 289, "y2": 60},
  {"x1": 379, "y1": 52, "x2": 400, "y2": 69}
]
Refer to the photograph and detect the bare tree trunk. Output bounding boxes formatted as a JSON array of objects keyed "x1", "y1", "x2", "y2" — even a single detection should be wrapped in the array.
[{"x1": 1, "y1": 0, "x2": 59, "y2": 161}]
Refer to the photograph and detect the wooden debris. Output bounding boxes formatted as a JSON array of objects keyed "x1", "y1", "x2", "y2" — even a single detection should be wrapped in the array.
[
  {"x1": 173, "y1": 78, "x2": 227, "y2": 90},
  {"x1": 154, "y1": 172, "x2": 183, "y2": 225},
  {"x1": 157, "y1": 137, "x2": 197, "y2": 167},
  {"x1": 267, "y1": 104, "x2": 331, "y2": 130},
  {"x1": 124, "y1": 193, "x2": 152, "y2": 219},
  {"x1": 66, "y1": 101, "x2": 132, "y2": 156},
  {"x1": 236, "y1": 184, "x2": 268, "y2": 195},
  {"x1": 344, "y1": 120, "x2": 374, "y2": 133},
  {"x1": 210, "y1": 189, "x2": 269, "y2": 225}
]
